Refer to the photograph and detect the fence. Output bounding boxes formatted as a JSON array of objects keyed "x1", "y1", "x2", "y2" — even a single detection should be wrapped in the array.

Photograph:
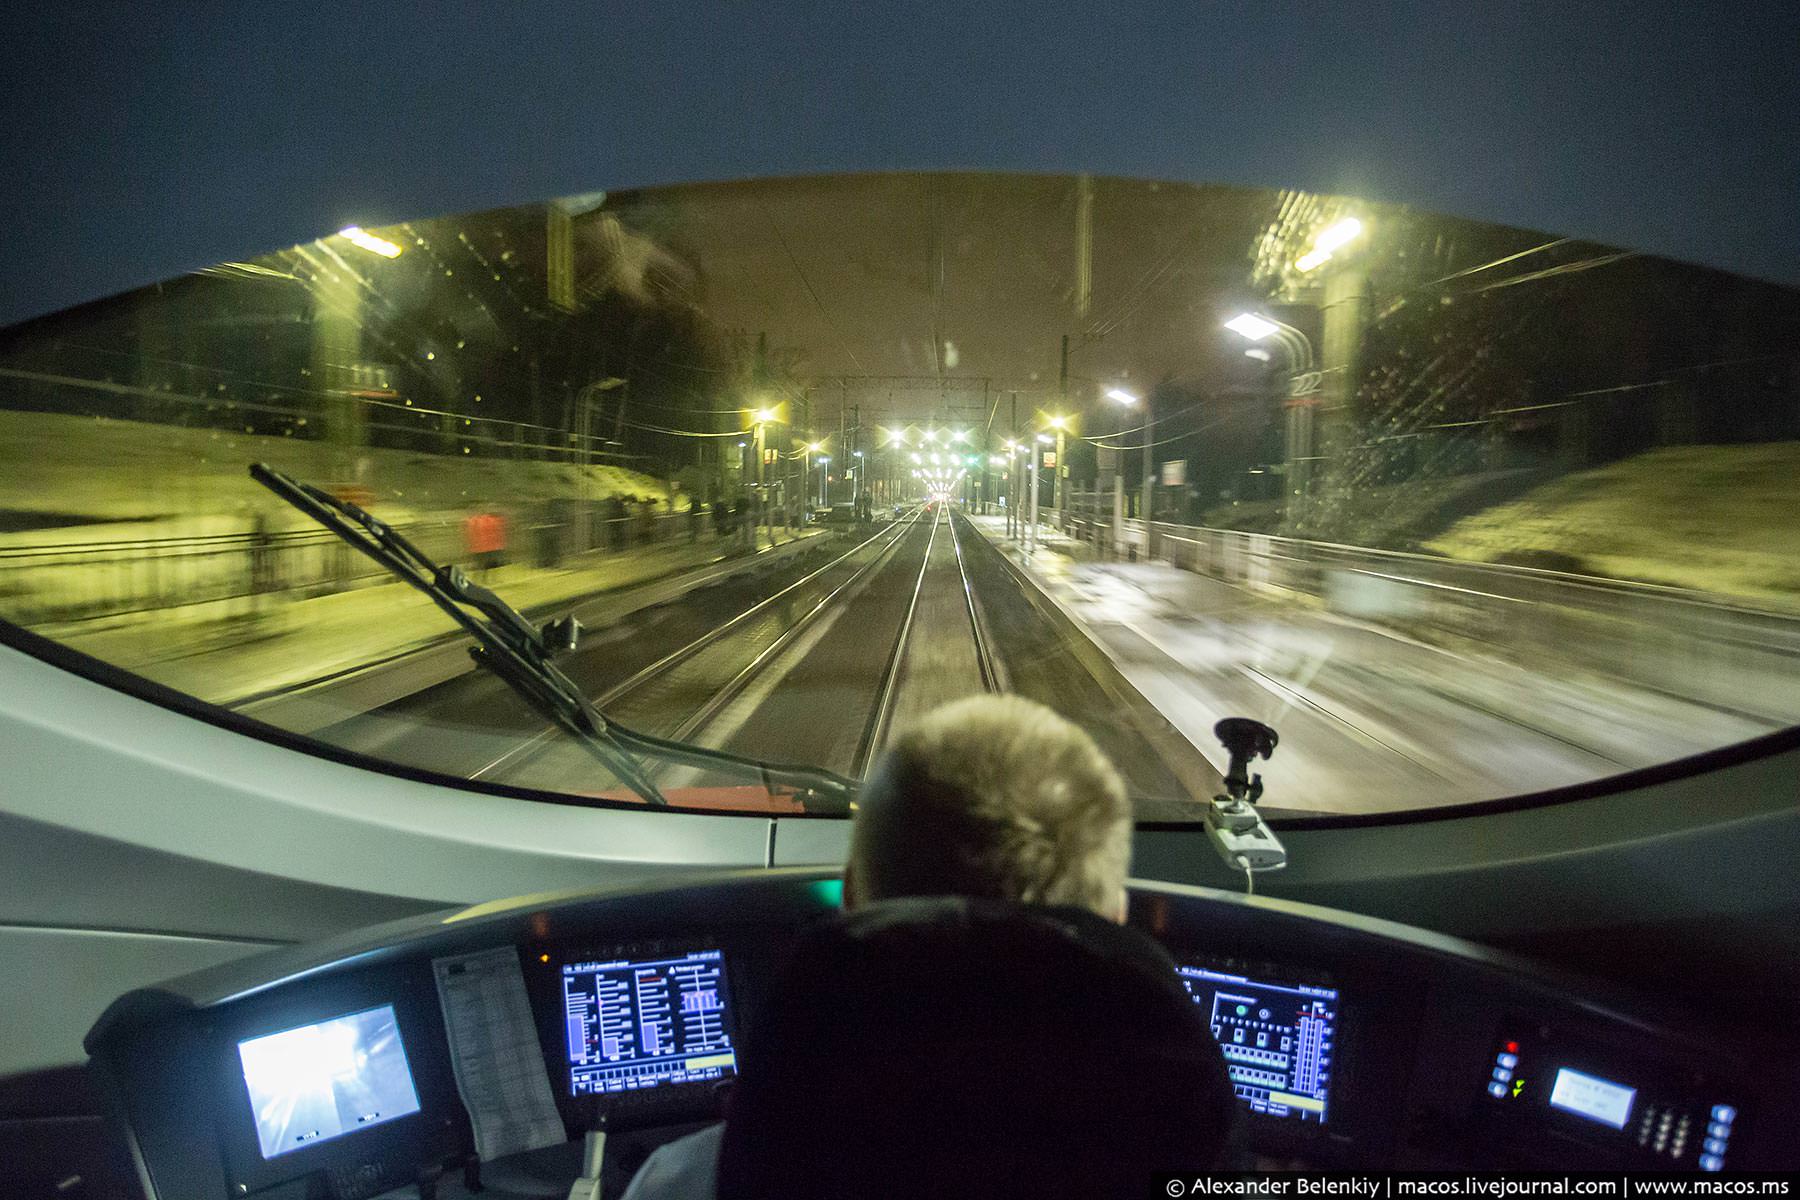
[
  {"x1": 0, "y1": 368, "x2": 652, "y2": 465},
  {"x1": 1055, "y1": 490, "x2": 1800, "y2": 724},
  {"x1": 0, "y1": 503, "x2": 734, "y2": 628}
]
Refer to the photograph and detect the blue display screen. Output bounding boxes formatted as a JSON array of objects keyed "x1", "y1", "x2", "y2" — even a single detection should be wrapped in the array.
[
  {"x1": 237, "y1": 1004, "x2": 422, "y2": 1160},
  {"x1": 560, "y1": 949, "x2": 738, "y2": 1097},
  {"x1": 1177, "y1": 965, "x2": 1339, "y2": 1123},
  {"x1": 1548, "y1": 1067, "x2": 1637, "y2": 1130}
]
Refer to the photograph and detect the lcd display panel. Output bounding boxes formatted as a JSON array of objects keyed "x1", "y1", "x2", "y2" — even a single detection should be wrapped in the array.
[
  {"x1": 1549, "y1": 1067, "x2": 1637, "y2": 1130},
  {"x1": 236, "y1": 1004, "x2": 422, "y2": 1159}
]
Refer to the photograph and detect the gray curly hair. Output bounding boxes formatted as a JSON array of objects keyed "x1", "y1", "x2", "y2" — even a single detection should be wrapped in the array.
[{"x1": 848, "y1": 695, "x2": 1133, "y2": 918}]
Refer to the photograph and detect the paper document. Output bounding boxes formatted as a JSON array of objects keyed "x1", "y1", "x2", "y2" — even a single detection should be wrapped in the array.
[{"x1": 433, "y1": 947, "x2": 566, "y2": 1161}]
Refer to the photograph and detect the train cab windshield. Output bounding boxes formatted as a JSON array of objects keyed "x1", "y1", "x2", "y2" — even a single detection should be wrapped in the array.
[
  {"x1": 3, "y1": 173, "x2": 1796, "y2": 822},
  {"x1": 3, "y1": 172, "x2": 1798, "y2": 1195}
]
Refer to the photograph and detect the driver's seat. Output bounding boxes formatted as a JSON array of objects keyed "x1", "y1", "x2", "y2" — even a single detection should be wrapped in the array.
[{"x1": 717, "y1": 896, "x2": 1239, "y2": 1199}]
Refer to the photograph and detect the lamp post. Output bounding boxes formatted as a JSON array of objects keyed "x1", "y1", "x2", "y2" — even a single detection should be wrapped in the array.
[
  {"x1": 1223, "y1": 313, "x2": 1317, "y2": 392},
  {"x1": 1225, "y1": 314, "x2": 1319, "y2": 529},
  {"x1": 576, "y1": 378, "x2": 627, "y2": 467},
  {"x1": 817, "y1": 454, "x2": 830, "y2": 506},
  {"x1": 752, "y1": 407, "x2": 777, "y2": 547},
  {"x1": 803, "y1": 441, "x2": 821, "y2": 513},
  {"x1": 1103, "y1": 389, "x2": 1139, "y2": 555},
  {"x1": 1004, "y1": 440, "x2": 1020, "y2": 538},
  {"x1": 1031, "y1": 433, "x2": 1052, "y2": 553},
  {"x1": 1048, "y1": 413, "x2": 1069, "y2": 531}
]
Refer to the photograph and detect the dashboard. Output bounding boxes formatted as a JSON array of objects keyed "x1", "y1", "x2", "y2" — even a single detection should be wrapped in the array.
[{"x1": 83, "y1": 871, "x2": 1799, "y2": 1198}]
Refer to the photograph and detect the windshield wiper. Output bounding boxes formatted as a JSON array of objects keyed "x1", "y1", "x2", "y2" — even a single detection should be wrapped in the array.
[{"x1": 251, "y1": 464, "x2": 858, "y2": 812}]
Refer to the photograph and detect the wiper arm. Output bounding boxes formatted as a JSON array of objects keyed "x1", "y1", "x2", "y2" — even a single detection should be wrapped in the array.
[{"x1": 250, "y1": 465, "x2": 857, "y2": 811}]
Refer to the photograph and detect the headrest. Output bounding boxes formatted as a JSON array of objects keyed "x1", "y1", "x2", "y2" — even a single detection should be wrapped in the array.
[{"x1": 718, "y1": 897, "x2": 1238, "y2": 1199}]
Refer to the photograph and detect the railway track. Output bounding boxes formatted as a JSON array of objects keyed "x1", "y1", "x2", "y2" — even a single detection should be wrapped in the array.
[{"x1": 477, "y1": 504, "x2": 1004, "y2": 804}]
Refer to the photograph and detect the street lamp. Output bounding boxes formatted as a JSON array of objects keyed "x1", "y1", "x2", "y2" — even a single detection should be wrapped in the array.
[
  {"x1": 1100, "y1": 389, "x2": 1140, "y2": 544},
  {"x1": 338, "y1": 226, "x2": 403, "y2": 258},
  {"x1": 803, "y1": 442, "x2": 823, "y2": 510},
  {"x1": 1223, "y1": 313, "x2": 1280, "y2": 342},
  {"x1": 1224, "y1": 313, "x2": 1317, "y2": 394},
  {"x1": 1047, "y1": 415, "x2": 1069, "y2": 528},
  {"x1": 1225, "y1": 313, "x2": 1321, "y2": 528},
  {"x1": 747, "y1": 406, "x2": 784, "y2": 546},
  {"x1": 1295, "y1": 217, "x2": 1363, "y2": 273},
  {"x1": 1101, "y1": 386, "x2": 1157, "y2": 545},
  {"x1": 575, "y1": 377, "x2": 627, "y2": 467}
]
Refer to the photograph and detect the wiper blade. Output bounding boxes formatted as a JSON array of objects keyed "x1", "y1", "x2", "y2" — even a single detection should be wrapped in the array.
[{"x1": 250, "y1": 465, "x2": 857, "y2": 811}]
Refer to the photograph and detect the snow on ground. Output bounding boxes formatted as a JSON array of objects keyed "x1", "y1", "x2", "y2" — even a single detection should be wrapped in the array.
[{"x1": 970, "y1": 516, "x2": 1774, "y2": 815}]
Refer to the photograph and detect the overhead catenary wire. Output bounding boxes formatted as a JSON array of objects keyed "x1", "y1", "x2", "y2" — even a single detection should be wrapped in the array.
[{"x1": 761, "y1": 202, "x2": 866, "y2": 374}]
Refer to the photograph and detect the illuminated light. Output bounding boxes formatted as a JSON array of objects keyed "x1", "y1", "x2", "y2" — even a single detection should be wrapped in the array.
[
  {"x1": 931, "y1": 454, "x2": 941, "y2": 465},
  {"x1": 1105, "y1": 388, "x2": 1139, "y2": 406},
  {"x1": 806, "y1": 442, "x2": 823, "y2": 453},
  {"x1": 1036, "y1": 433, "x2": 1052, "y2": 444},
  {"x1": 338, "y1": 226, "x2": 403, "y2": 258},
  {"x1": 753, "y1": 408, "x2": 778, "y2": 424},
  {"x1": 926, "y1": 428, "x2": 942, "y2": 442},
  {"x1": 1295, "y1": 217, "x2": 1363, "y2": 273},
  {"x1": 911, "y1": 453, "x2": 922, "y2": 464},
  {"x1": 1316, "y1": 216, "x2": 1363, "y2": 254},
  {"x1": 951, "y1": 428, "x2": 970, "y2": 443},
  {"x1": 1244, "y1": 348, "x2": 1272, "y2": 362},
  {"x1": 737, "y1": 440, "x2": 747, "y2": 448},
  {"x1": 818, "y1": 455, "x2": 829, "y2": 464},
  {"x1": 886, "y1": 429, "x2": 905, "y2": 446},
  {"x1": 539, "y1": 953, "x2": 550, "y2": 963},
  {"x1": 1224, "y1": 313, "x2": 1280, "y2": 341},
  {"x1": 1048, "y1": 414, "x2": 1068, "y2": 430}
]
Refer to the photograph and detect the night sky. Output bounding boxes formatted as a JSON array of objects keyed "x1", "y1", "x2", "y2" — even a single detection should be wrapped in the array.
[
  {"x1": 4, "y1": 2, "x2": 1798, "y2": 330},
  {"x1": 618, "y1": 175, "x2": 1272, "y2": 399}
]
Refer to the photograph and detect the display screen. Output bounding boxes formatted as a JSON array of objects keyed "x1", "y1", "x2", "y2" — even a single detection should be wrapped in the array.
[
  {"x1": 1177, "y1": 965, "x2": 1339, "y2": 1123},
  {"x1": 1549, "y1": 1067, "x2": 1637, "y2": 1130},
  {"x1": 560, "y1": 948, "x2": 737, "y2": 1097},
  {"x1": 237, "y1": 1004, "x2": 423, "y2": 1160}
]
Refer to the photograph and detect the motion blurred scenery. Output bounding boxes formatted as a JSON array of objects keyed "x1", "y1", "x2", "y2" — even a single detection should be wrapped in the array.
[{"x1": 3, "y1": 174, "x2": 1796, "y2": 814}]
